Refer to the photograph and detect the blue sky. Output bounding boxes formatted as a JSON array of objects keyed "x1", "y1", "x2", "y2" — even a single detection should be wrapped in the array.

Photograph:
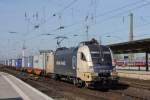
[{"x1": 0, "y1": 0, "x2": 150, "y2": 59}]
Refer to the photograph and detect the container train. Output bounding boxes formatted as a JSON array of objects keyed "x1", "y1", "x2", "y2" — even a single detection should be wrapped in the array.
[{"x1": 1, "y1": 39, "x2": 118, "y2": 87}]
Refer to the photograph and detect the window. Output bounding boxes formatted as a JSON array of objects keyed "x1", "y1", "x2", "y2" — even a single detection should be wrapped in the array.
[{"x1": 81, "y1": 52, "x2": 86, "y2": 61}]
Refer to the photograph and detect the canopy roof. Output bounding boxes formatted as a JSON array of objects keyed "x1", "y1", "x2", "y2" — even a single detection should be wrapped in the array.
[{"x1": 107, "y1": 38, "x2": 150, "y2": 53}]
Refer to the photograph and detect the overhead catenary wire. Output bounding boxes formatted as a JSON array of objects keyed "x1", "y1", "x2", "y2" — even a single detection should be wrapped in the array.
[
  {"x1": 24, "y1": 12, "x2": 40, "y2": 27},
  {"x1": 96, "y1": 0, "x2": 146, "y2": 18},
  {"x1": 95, "y1": 18, "x2": 150, "y2": 41},
  {"x1": 25, "y1": 0, "x2": 148, "y2": 40},
  {"x1": 53, "y1": 0, "x2": 150, "y2": 40},
  {"x1": 45, "y1": 0, "x2": 147, "y2": 35},
  {"x1": 25, "y1": 0, "x2": 150, "y2": 43},
  {"x1": 15, "y1": 0, "x2": 150, "y2": 50},
  {"x1": 4, "y1": 0, "x2": 150, "y2": 58},
  {"x1": 85, "y1": 1, "x2": 150, "y2": 32},
  {"x1": 38, "y1": 0, "x2": 78, "y2": 27},
  {"x1": 58, "y1": 0, "x2": 78, "y2": 15},
  {"x1": 23, "y1": 0, "x2": 78, "y2": 39},
  {"x1": 96, "y1": 17, "x2": 150, "y2": 36}
]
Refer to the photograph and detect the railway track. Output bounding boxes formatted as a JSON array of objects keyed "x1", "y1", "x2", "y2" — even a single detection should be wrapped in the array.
[
  {"x1": 127, "y1": 82, "x2": 150, "y2": 90},
  {"x1": 119, "y1": 78, "x2": 150, "y2": 91},
  {"x1": 1, "y1": 67, "x2": 150, "y2": 100},
  {"x1": 23, "y1": 75, "x2": 150, "y2": 100},
  {"x1": 109, "y1": 89, "x2": 149, "y2": 100}
]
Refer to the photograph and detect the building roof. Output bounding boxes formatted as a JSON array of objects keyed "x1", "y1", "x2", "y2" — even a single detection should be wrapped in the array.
[{"x1": 107, "y1": 38, "x2": 150, "y2": 53}]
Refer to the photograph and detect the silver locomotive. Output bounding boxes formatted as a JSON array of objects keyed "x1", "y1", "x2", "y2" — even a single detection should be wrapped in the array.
[{"x1": 54, "y1": 39, "x2": 117, "y2": 87}]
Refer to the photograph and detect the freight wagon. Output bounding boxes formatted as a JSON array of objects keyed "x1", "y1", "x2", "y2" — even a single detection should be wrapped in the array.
[
  {"x1": 33, "y1": 50, "x2": 54, "y2": 75},
  {"x1": 8, "y1": 59, "x2": 12, "y2": 66},
  {"x1": 22, "y1": 57, "x2": 28, "y2": 68},
  {"x1": 45, "y1": 52, "x2": 54, "y2": 75},
  {"x1": 12, "y1": 59, "x2": 16, "y2": 67},
  {"x1": 28, "y1": 56, "x2": 33, "y2": 67},
  {"x1": 33, "y1": 55, "x2": 42, "y2": 75},
  {"x1": 26, "y1": 56, "x2": 33, "y2": 73},
  {"x1": 15, "y1": 58, "x2": 22, "y2": 70}
]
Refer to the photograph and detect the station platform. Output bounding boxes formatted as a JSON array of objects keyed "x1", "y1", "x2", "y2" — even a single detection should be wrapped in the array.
[
  {"x1": 0, "y1": 72, "x2": 53, "y2": 100},
  {"x1": 117, "y1": 70, "x2": 150, "y2": 80},
  {"x1": 116, "y1": 66, "x2": 150, "y2": 71}
]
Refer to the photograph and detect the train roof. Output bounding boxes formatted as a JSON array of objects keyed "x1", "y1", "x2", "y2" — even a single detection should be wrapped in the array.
[
  {"x1": 39, "y1": 50, "x2": 53, "y2": 54},
  {"x1": 79, "y1": 38, "x2": 99, "y2": 46},
  {"x1": 56, "y1": 47, "x2": 77, "y2": 51}
]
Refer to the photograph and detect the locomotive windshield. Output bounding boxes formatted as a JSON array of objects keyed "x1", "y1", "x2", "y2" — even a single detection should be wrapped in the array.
[{"x1": 88, "y1": 45, "x2": 112, "y2": 66}]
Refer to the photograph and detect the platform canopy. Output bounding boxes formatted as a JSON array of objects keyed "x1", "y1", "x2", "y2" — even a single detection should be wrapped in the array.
[
  {"x1": 107, "y1": 38, "x2": 150, "y2": 54},
  {"x1": 107, "y1": 38, "x2": 150, "y2": 71}
]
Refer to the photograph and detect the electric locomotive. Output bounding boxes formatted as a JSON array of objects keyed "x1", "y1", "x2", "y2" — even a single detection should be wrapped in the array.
[{"x1": 54, "y1": 39, "x2": 117, "y2": 87}]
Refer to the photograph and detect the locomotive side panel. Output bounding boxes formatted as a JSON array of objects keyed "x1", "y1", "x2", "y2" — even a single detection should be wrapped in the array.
[{"x1": 54, "y1": 48, "x2": 77, "y2": 77}]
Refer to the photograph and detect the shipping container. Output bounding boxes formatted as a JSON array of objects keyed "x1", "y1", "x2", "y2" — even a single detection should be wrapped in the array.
[
  {"x1": 46, "y1": 52, "x2": 54, "y2": 74},
  {"x1": 26, "y1": 56, "x2": 33, "y2": 73},
  {"x1": 28, "y1": 56, "x2": 33, "y2": 67},
  {"x1": 6, "y1": 60, "x2": 9, "y2": 66},
  {"x1": 5, "y1": 60, "x2": 8, "y2": 66},
  {"x1": 33, "y1": 50, "x2": 53, "y2": 75},
  {"x1": 33, "y1": 54, "x2": 47, "y2": 70},
  {"x1": 15, "y1": 59, "x2": 22, "y2": 67},
  {"x1": 22, "y1": 57, "x2": 28, "y2": 67},
  {"x1": 8, "y1": 59, "x2": 12, "y2": 66},
  {"x1": 33, "y1": 55, "x2": 40, "y2": 69},
  {"x1": 33, "y1": 55, "x2": 43, "y2": 75},
  {"x1": 12, "y1": 59, "x2": 16, "y2": 67},
  {"x1": 38, "y1": 55, "x2": 44, "y2": 69}
]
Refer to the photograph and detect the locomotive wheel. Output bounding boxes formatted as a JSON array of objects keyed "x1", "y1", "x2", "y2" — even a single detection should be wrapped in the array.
[
  {"x1": 53, "y1": 74, "x2": 60, "y2": 81},
  {"x1": 73, "y1": 79, "x2": 87, "y2": 88},
  {"x1": 73, "y1": 78, "x2": 81, "y2": 87},
  {"x1": 73, "y1": 78, "x2": 78, "y2": 86},
  {"x1": 83, "y1": 82, "x2": 90, "y2": 88},
  {"x1": 78, "y1": 81, "x2": 89, "y2": 88}
]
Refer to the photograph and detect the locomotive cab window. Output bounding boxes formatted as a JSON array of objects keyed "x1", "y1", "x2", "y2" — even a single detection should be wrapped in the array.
[{"x1": 80, "y1": 52, "x2": 86, "y2": 61}]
